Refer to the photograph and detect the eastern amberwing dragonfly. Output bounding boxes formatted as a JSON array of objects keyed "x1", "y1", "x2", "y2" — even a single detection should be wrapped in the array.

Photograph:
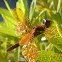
[{"x1": 6, "y1": 8, "x2": 55, "y2": 62}]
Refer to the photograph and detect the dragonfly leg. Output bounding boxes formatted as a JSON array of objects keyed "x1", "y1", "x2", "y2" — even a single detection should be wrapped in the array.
[
  {"x1": 46, "y1": 26, "x2": 56, "y2": 32},
  {"x1": 45, "y1": 30, "x2": 55, "y2": 35},
  {"x1": 46, "y1": 26, "x2": 57, "y2": 35},
  {"x1": 44, "y1": 32, "x2": 60, "y2": 38}
]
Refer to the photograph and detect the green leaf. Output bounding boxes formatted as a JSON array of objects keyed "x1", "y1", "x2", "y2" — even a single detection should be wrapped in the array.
[
  {"x1": 29, "y1": 0, "x2": 36, "y2": 21},
  {"x1": 48, "y1": 37, "x2": 62, "y2": 44},
  {"x1": 35, "y1": 34, "x2": 44, "y2": 51},
  {"x1": 0, "y1": 27, "x2": 16, "y2": 37},
  {"x1": 47, "y1": 37, "x2": 62, "y2": 52},
  {"x1": 0, "y1": 8, "x2": 12, "y2": 18},
  {"x1": 53, "y1": 0, "x2": 58, "y2": 10},
  {"x1": 45, "y1": 44, "x2": 54, "y2": 51},
  {"x1": 0, "y1": 22, "x2": 6, "y2": 27},
  {"x1": 57, "y1": 0, "x2": 61, "y2": 12},
  {"x1": 54, "y1": 47, "x2": 62, "y2": 54},
  {"x1": 4, "y1": 0, "x2": 13, "y2": 16},
  {"x1": 0, "y1": 8, "x2": 17, "y2": 26},
  {"x1": 14, "y1": 47, "x2": 20, "y2": 62},
  {"x1": 1, "y1": 14, "x2": 16, "y2": 27},
  {"x1": 38, "y1": 51, "x2": 62, "y2": 62},
  {"x1": 54, "y1": 44, "x2": 62, "y2": 52}
]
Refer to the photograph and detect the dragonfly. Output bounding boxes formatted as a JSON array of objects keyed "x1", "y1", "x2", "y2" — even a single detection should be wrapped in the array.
[
  {"x1": 6, "y1": 8, "x2": 60, "y2": 62},
  {"x1": 6, "y1": 18, "x2": 52, "y2": 52}
]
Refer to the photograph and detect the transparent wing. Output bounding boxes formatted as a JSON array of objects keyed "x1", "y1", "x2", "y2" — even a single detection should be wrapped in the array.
[
  {"x1": 22, "y1": 35, "x2": 38, "y2": 62},
  {"x1": 19, "y1": 30, "x2": 35, "y2": 45},
  {"x1": 16, "y1": 21, "x2": 30, "y2": 38},
  {"x1": 13, "y1": 8, "x2": 32, "y2": 29}
]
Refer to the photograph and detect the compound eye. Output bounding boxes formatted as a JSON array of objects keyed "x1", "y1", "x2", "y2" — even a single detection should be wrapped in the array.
[
  {"x1": 43, "y1": 19, "x2": 46, "y2": 24},
  {"x1": 32, "y1": 26, "x2": 35, "y2": 29}
]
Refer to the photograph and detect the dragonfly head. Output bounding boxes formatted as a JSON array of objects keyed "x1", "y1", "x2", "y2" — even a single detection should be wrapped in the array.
[{"x1": 43, "y1": 19, "x2": 52, "y2": 28}]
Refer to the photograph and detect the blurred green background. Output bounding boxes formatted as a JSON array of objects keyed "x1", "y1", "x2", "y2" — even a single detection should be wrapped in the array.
[
  {"x1": 0, "y1": 0, "x2": 32, "y2": 21},
  {"x1": 0, "y1": 0, "x2": 62, "y2": 62}
]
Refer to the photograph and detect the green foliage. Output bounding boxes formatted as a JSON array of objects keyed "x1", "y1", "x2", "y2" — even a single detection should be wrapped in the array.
[
  {"x1": 0, "y1": 0, "x2": 62, "y2": 62},
  {"x1": 29, "y1": 0, "x2": 36, "y2": 21},
  {"x1": 38, "y1": 51, "x2": 62, "y2": 62},
  {"x1": 14, "y1": 47, "x2": 20, "y2": 62}
]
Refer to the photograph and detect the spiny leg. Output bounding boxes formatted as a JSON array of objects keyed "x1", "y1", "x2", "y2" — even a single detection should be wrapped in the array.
[
  {"x1": 45, "y1": 26, "x2": 57, "y2": 35},
  {"x1": 44, "y1": 32, "x2": 59, "y2": 38},
  {"x1": 46, "y1": 26, "x2": 56, "y2": 32},
  {"x1": 45, "y1": 30, "x2": 55, "y2": 35},
  {"x1": 44, "y1": 32, "x2": 53, "y2": 38}
]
